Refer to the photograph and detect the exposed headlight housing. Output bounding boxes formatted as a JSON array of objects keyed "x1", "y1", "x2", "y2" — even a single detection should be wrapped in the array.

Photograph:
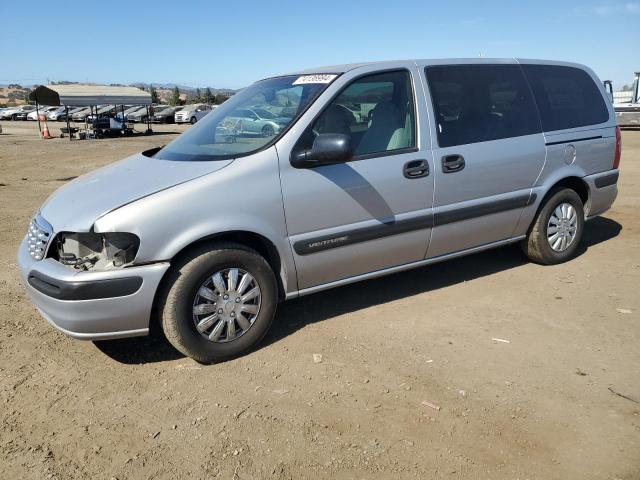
[
  {"x1": 53, "y1": 232, "x2": 140, "y2": 270},
  {"x1": 27, "y1": 215, "x2": 53, "y2": 261}
]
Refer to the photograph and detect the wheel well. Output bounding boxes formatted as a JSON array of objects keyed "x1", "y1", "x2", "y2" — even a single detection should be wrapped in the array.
[
  {"x1": 170, "y1": 231, "x2": 285, "y2": 300},
  {"x1": 149, "y1": 230, "x2": 286, "y2": 334},
  {"x1": 546, "y1": 176, "x2": 589, "y2": 205}
]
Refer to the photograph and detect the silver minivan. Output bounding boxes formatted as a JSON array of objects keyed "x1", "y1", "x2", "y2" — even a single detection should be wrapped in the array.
[{"x1": 18, "y1": 59, "x2": 621, "y2": 362}]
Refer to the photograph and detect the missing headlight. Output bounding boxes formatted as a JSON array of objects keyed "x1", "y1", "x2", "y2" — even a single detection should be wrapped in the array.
[{"x1": 54, "y1": 232, "x2": 140, "y2": 270}]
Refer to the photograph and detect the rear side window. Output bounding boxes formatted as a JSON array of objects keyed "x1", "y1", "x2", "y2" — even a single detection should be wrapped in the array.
[
  {"x1": 521, "y1": 64, "x2": 609, "y2": 132},
  {"x1": 425, "y1": 65, "x2": 540, "y2": 148}
]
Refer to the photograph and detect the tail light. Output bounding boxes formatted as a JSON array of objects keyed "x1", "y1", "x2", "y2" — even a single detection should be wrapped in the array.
[{"x1": 613, "y1": 126, "x2": 621, "y2": 169}]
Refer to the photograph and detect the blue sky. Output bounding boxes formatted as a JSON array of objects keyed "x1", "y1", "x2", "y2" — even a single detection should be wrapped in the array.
[{"x1": 1, "y1": 0, "x2": 638, "y2": 89}]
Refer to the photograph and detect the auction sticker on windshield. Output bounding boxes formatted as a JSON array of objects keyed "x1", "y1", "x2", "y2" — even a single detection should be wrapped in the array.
[{"x1": 292, "y1": 74, "x2": 338, "y2": 85}]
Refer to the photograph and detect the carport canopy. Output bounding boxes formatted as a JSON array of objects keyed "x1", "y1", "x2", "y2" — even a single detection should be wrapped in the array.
[{"x1": 29, "y1": 84, "x2": 152, "y2": 106}]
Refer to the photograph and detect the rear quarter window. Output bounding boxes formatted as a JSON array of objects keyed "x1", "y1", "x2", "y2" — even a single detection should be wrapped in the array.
[{"x1": 522, "y1": 65, "x2": 609, "y2": 132}]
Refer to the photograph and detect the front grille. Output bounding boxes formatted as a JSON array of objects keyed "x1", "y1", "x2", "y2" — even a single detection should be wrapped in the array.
[{"x1": 27, "y1": 215, "x2": 53, "y2": 261}]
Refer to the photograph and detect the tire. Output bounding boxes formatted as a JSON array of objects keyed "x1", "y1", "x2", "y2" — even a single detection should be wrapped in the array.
[
  {"x1": 159, "y1": 242, "x2": 278, "y2": 363},
  {"x1": 11, "y1": 114, "x2": 17, "y2": 121},
  {"x1": 262, "y1": 125, "x2": 274, "y2": 137},
  {"x1": 190, "y1": 116, "x2": 197, "y2": 125},
  {"x1": 521, "y1": 187, "x2": 584, "y2": 265}
]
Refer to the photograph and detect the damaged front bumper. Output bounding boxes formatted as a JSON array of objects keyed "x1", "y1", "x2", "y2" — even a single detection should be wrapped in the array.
[{"x1": 17, "y1": 236, "x2": 170, "y2": 340}]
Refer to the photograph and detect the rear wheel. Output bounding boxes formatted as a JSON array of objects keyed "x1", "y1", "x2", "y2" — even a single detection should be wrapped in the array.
[
  {"x1": 159, "y1": 243, "x2": 278, "y2": 363},
  {"x1": 262, "y1": 125, "x2": 274, "y2": 137},
  {"x1": 521, "y1": 188, "x2": 584, "y2": 265}
]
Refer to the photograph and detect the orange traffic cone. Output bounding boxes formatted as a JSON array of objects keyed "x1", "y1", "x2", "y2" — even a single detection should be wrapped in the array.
[{"x1": 40, "y1": 114, "x2": 53, "y2": 139}]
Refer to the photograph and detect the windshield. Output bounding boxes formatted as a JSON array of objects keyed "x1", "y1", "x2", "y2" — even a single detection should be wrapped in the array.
[{"x1": 154, "y1": 74, "x2": 337, "y2": 161}]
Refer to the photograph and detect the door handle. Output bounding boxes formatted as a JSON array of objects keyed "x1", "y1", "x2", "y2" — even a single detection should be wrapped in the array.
[
  {"x1": 403, "y1": 159, "x2": 429, "y2": 179},
  {"x1": 441, "y1": 154, "x2": 465, "y2": 173}
]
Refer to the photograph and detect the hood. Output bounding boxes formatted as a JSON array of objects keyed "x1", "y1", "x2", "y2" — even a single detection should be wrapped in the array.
[{"x1": 40, "y1": 152, "x2": 233, "y2": 232}]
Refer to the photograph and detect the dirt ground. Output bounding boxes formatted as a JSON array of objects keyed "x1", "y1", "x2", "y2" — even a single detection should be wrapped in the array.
[{"x1": 0, "y1": 120, "x2": 638, "y2": 480}]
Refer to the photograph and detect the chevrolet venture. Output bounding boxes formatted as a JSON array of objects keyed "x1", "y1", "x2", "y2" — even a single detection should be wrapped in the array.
[{"x1": 18, "y1": 59, "x2": 620, "y2": 362}]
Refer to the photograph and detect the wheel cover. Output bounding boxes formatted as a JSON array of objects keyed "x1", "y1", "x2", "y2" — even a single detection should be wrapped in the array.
[
  {"x1": 192, "y1": 268, "x2": 261, "y2": 343},
  {"x1": 547, "y1": 202, "x2": 578, "y2": 252}
]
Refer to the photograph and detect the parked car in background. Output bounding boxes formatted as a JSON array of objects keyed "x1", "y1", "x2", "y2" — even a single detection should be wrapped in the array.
[
  {"x1": 152, "y1": 106, "x2": 182, "y2": 123},
  {"x1": 17, "y1": 59, "x2": 620, "y2": 364},
  {"x1": 27, "y1": 106, "x2": 59, "y2": 121},
  {"x1": 71, "y1": 107, "x2": 93, "y2": 122},
  {"x1": 86, "y1": 105, "x2": 118, "y2": 122},
  {"x1": 45, "y1": 106, "x2": 66, "y2": 120},
  {"x1": 175, "y1": 104, "x2": 215, "y2": 124},
  {"x1": 0, "y1": 106, "x2": 18, "y2": 120},
  {"x1": 51, "y1": 106, "x2": 85, "y2": 122},
  {"x1": 15, "y1": 110, "x2": 34, "y2": 121},
  {"x1": 0, "y1": 105, "x2": 37, "y2": 120},
  {"x1": 128, "y1": 105, "x2": 166, "y2": 123},
  {"x1": 221, "y1": 107, "x2": 282, "y2": 137},
  {"x1": 116, "y1": 105, "x2": 146, "y2": 122},
  {"x1": 0, "y1": 107, "x2": 18, "y2": 120}
]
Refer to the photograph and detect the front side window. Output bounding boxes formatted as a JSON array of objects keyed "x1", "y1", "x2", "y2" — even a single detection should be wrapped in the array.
[
  {"x1": 521, "y1": 64, "x2": 609, "y2": 132},
  {"x1": 296, "y1": 70, "x2": 416, "y2": 158},
  {"x1": 154, "y1": 75, "x2": 336, "y2": 161},
  {"x1": 425, "y1": 65, "x2": 541, "y2": 148}
]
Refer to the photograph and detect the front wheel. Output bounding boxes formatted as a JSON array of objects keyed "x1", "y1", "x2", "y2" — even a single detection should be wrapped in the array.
[
  {"x1": 159, "y1": 243, "x2": 278, "y2": 363},
  {"x1": 190, "y1": 116, "x2": 197, "y2": 125},
  {"x1": 521, "y1": 188, "x2": 584, "y2": 265}
]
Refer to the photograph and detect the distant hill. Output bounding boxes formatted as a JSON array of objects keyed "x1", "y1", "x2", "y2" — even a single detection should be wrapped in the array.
[
  {"x1": 0, "y1": 85, "x2": 30, "y2": 106},
  {"x1": 130, "y1": 83, "x2": 238, "y2": 96}
]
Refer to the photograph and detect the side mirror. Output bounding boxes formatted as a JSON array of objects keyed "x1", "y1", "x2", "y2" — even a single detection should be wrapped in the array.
[{"x1": 292, "y1": 133, "x2": 353, "y2": 168}]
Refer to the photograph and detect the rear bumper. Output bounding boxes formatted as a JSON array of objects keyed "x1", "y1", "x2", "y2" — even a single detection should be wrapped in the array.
[
  {"x1": 584, "y1": 169, "x2": 619, "y2": 219},
  {"x1": 17, "y1": 237, "x2": 170, "y2": 340}
]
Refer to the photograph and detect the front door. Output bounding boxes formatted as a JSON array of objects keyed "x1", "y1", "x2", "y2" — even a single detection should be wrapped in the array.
[
  {"x1": 422, "y1": 63, "x2": 546, "y2": 257},
  {"x1": 278, "y1": 67, "x2": 435, "y2": 290}
]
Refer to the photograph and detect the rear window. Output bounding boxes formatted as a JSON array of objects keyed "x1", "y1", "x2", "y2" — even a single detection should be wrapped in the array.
[
  {"x1": 521, "y1": 64, "x2": 609, "y2": 132},
  {"x1": 425, "y1": 65, "x2": 540, "y2": 148}
]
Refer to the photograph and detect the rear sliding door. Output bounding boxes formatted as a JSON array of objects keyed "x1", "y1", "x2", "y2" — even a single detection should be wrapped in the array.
[{"x1": 423, "y1": 64, "x2": 546, "y2": 257}]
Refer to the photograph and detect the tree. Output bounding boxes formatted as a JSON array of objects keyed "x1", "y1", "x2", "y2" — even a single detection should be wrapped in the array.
[
  {"x1": 214, "y1": 94, "x2": 230, "y2": 105},
  {"x1": 204, "y1": 87, "x2": 214, "y2": 104},
  {"x1": 149, "y1": 85, "x2": 160, "y2": 104},
  {"x1": 195, "y1": 88, "x2": 202, "y2": 103},
  {"x1": 170, "y1": 86, "x2": 181, "y2": 106}
]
